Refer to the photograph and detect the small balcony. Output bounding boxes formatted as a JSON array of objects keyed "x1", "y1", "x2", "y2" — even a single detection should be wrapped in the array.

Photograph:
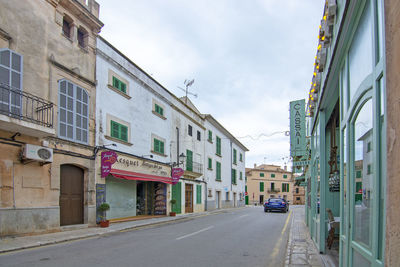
[
  {"x1": 267, "y1": 188, "x2": 281, "y2": 193},
  {"x1": 0, "y1": 83, "x2": 55, "y2": 137},
  {"x1": 183, "y1": 160, "x2": 203, "y2": 179}
]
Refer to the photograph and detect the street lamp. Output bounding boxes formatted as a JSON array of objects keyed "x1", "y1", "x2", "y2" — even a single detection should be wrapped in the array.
[{"x1": 178, "y1": 153, "x2": 186, "y2": 166}]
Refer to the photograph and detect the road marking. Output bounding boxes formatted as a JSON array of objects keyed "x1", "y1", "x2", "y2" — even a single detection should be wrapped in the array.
[
  {"x1": 176, "y1": 226, "x2": 214, "y2": 240},
  {"x1": 238, "y1": 214, "x2": 249, "y2": 219},
  {"x1": 269, "y1": 209, "x2": 292, "y2": 265}
]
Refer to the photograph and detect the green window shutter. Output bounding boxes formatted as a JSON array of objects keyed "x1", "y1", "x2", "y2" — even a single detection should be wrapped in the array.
[
  {"x1": 240, "y1": 153, "x2": 243, "y2": 162},
  {"x1": 260, "y1": 182, "x2": 264, "y2": 192},
  {"x1": 233, "y1": 149, "x2": 237, "y2": 164},
  {"x1": 186, "y1": 150, "x2": 193, "y2": 171},
  {"x1": 216, "y1": 136, "x2": 221, "y2": 155},
  {"x1": 111, "y1": 120, "x2": 128, "y2": 142},
  {"x1": 356, "y1": 182, "x2": 362, "y2": 192},
  {"x1": 245, "y1": 185, "x2": 247, "y2": 192},
  {"x1": 155, "y1": 104, "x2": 164, "y2": 116},
  {"x1": 196, "y1": 185, "x2": 202, "y2": 204},
  {"x1": 112, "y1": 76, "x2": 119, "y2": 89},
  {"x1": 260, "y1": 173, "x2": 264, "y2": 177},
  {"x1": 120, "y1": 82, "x2": 126, "y2": 93},
  {"x1": 271, "y1": 183, "x2": 275, "y2": 190},
  {"x1": 208, "y1": 158, "x2": 212, "y2": 169},
  {"x1": 154, "y1": 139, "x2": 164, "y2": 154},
  {"x1": 283, "y1": 174, "x2": 287, "y2": 178},
  {"x1": 240, "y1": 172, "x2": 242, "y2": 180},
  {"x1": 271, "y1": 173, "x2": 275, "y2": 178},
  {"x1": 287, "y1": 184, "x2": 289, "y2": 193},
  {"x1": 231, "y1": 169, "x2": 237, "y2": 184},
  {"x1": 216, "y1": 162, "x2": 221, "y2": 180},
  {"x1": 208, "y1": 130, "x2": 212, "y2": 141},
  {"x1": 356, "y1": 170, "x2": 362, "y2": 178},
  {"x1": 112, "y1": 76, "x2": 126, "y2": 93},
  {"x1": 282, "y1": 183, "x2": 285, "y2": 192}
]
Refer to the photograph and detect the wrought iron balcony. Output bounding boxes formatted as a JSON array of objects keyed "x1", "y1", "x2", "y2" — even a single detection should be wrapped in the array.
[
  {"x1": 0, "y1": 83, "x2": 54, "y2": 128},
  {"x1": 267, "y1": 188, "x2": 281, "y2": 193},
  {"x1": 183, "y1": 160, "x2": 203, "y2": 179}
]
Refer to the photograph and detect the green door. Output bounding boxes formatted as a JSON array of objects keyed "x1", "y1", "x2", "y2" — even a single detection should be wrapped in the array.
[
  {"x1": 171, "y1": 182, "x2": 182, "y2": 214},
  {"x1": 186, "y1": 150, "x2": 193, "y2": 172},
  {"x1": 245, "y1": 195, "x2": 249, "y2": 205}
]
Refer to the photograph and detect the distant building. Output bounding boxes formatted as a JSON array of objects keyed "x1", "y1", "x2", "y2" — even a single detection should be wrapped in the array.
[
  {"x1": 292, "y1": 185, "x2": 305, "y2": 205},
  {"x1": 246, "y1": 164, "x2": 294, "y2": 205}
]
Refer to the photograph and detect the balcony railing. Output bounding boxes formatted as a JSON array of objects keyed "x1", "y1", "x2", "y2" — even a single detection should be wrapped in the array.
[
  {"x1": 0, "y1": 83, "x2": 54, "y2": 128},
  {"x1": 185, "y1": 160, "x2": 203, "y2": 175},
  {"x1": 267, "y1": 188, "x2": 281, "y2": 193}
]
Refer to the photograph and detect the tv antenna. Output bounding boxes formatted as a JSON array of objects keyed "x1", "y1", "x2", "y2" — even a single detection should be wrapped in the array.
[{"x1": 177, "y1": 79, "x2": 197, "y2": 104}]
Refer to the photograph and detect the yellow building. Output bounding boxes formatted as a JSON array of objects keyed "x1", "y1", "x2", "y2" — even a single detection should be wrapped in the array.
[
  {"x1": 292, "y1": 185, "x2": 305, "y2": 205},
  {"x1": 0, "y1": 0, "x2": 103, "y2": 236},
  {"x1": 246, "y1": 164, "x2": 294, "y2": 205}
]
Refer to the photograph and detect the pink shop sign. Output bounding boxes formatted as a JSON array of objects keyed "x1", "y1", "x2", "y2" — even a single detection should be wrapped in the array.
[
  {"x1": 101, "y1": 151, "x2": 118, "y2": 178},
  {"x1": 171, "y1": 168, "x2": 184, "y2": 185}
]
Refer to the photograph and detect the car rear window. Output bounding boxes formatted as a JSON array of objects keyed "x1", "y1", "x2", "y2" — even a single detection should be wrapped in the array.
[{"x1": 268, "y1": 198, "x2": 281, "y2": 202}]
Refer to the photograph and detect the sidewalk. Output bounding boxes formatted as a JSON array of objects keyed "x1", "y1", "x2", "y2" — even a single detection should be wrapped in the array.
[
  {"x1": 285, "y1": 205, "x2": 326, "y2": 267},
  {"x1": 0, "y1": 209, "x2": 227, "y2": 254}
]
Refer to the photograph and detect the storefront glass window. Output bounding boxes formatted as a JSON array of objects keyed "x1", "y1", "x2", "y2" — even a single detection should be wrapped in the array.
[
  {"x1": 353, "y1": 99, "x2": 373, "y2": 248},
  {"x1": 341, "y1": 64, "x2": 348, "y2": 116},
  {"x1": 349, "y1": 1, "x2": 372, "y2": 101}
]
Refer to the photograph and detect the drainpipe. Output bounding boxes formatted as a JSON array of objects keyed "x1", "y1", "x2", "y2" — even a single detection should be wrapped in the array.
[{"x1": 230, "y1": 141, "x2": 233, "y2": 206}]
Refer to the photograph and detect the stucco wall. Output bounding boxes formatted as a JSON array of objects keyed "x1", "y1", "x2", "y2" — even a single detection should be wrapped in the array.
[{"x1": 384, "y1": 0, "x2": 400, "y2": 265}]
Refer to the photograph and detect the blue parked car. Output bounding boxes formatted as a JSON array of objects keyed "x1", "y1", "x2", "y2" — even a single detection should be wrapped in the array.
[{"x1": 264, "y1": 198, "x2": 289, "y2": 213}]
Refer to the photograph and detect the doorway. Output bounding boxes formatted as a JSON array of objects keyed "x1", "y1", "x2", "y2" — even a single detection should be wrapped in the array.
[
  {"x1": 259, "y1": 195, "x2": 264, "y2": 205},
  {"x1": 185, "y1": 184, "x2": 193, "y2": 213},
  {"x1": 216, "y1": 190, "x2": 221, "y2": 209},
  {"x1": 60, "y1": 164, "x2": 84, "y2": 226}
]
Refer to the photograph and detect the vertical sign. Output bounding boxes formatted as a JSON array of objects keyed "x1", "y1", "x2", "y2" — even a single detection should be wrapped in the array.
[
  {"x1": 101, "y1": 151, "x2": 118, "y2": 178},
  {"x1": 290, "y1": 99, "x2": 306, "y2": 157}
]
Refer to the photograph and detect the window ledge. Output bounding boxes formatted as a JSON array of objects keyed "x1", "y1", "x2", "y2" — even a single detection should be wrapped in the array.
[
  {"x1": 215, "y1": 153, "x2": 222, "y2": 158},
  {"x1": 233, "y1": 162, "x2": 237, "y2": 166},
  {"x1": 208, "y1": 140, "x2": 213, "y2": 144},
  {"x1": 207, "y1": 168, "x2": 213, "y2": 171},
  {"x1": 105, "y1": 135, "x2": 133, "y2": 146},
  {"x1": 151, "y1": 150, "x2": 167, "y2": 157},
  {"x1": 79, "y1": 45, "x2": 89, "y2": 53},
  {"x1": 62, "y1": 33, "x2": 73, "y2": 43},
  {"x1": 107, "y1": 84, "x2": 131, "y2": 99},
  {"x1": 215, "y1": 179, "x2": 222, "y2": 182},
  {"x1": 152, "y1": 111, "x2": 167, "y2": 120}
]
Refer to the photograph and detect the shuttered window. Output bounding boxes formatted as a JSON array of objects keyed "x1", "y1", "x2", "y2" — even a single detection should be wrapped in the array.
[
  {"x1": 111, "y1": 120, "x2": 128, "y2": 142},
  {"x1": 196, "y1": 185, "x2": 202, "y2": 204},
  {"x1": 216, "y1": 136, "x2": 221, "y2": 156},
  {"x1": 232, "y1": 169, "x2": 237, "y2": 184},
  {"x1": 154, "y1": 103, "x2": 164, "y2": 116},
  {"x1": 208, "y1": 158, "x2": 212, "y2": 169},
  {"x1": 112, "y1": 76, "x2": 127, "y2": 93},
  {"x1": 216, "y1": 162, "x2": 221, "y2": 181},
  {"x1": 208, "y1": 130, "x2": 212, "y2": 142},
  {"x1": 233, "y1": 149, "x2": 237, "y2": 164},
  {"x1": 260, "y1": 182, "x2": 264, "y2": 192},
  {"x1": 0, "y1": 49, "x2": 22, "y2": 115},
  {"x1": 154, "y1": 138, "x2": 165, "y2": 154},
  {"x1": 59, "y1": 80, "x2": 89, "y2": 143},
  {"x1": 186, "y1": 149, "x2": 193, "y2": 171}
]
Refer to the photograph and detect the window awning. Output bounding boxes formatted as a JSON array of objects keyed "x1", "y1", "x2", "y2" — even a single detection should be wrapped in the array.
[{"x1": 110, "y1": 169, "x2": 173, "y2": 184}]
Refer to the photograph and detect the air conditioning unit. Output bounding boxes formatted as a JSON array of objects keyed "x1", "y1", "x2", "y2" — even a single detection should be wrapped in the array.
[{"x1": 23, "y1": 144, "x2": 53, "y2": 163}]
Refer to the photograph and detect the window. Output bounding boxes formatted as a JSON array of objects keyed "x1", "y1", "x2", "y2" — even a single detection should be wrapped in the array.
[
  {"x1": 271, "y1": 182, "x2": 275, "y2": 191},
  {"x1": 240, "y1": 171, "x2": 243, "y2": 180},
  {"x1": 112, "y1": 76, "x2": 127, "y2": 94},
  {"x1": 154, "y1": 103, "x2": 164, "y2": 116},
  {"x1": 208, "y1": 158, "x2": 212, "y2": 169},
  {"x1": 111, "y1": 120, "x2": 128, "y2": 142},
  {"x1": 186, "y1": 149, "x2": 193, "y2": 171},
  {"x1": 356, "y1": 170, "x2": 362, "y2": 178},
  {"x1": 77, "y1": 27, "x2": 88, "y2": 49},
  {"x1": 231, "y1": 169, "x2": 237, "y2": 185},
  {"x1": 226, "y1": 192, "x2": 229, "y2": 201},
  {"x1": 296, "y1": 188, "x2": 299, "y2": 194},
  {"x1": 153, "y1": 138, "x2": 165, "y2": 154},
  {"x1": 196, "y1": 185, "x2": 202, "y2": 204},
  {"x1": 260, "y1": 173, "x2": 264, "y2": 177},
  {"x1": 296, "y1": 197, "x2": 301, "y2": 201},
  {"x1": 233, "y1": 149, "x2": 237, "y2": 164},
  {"x1": 216, "y1": 162, "x2": 221, "y2": 181},
  {"x1": 62, "y1": 15, "x2": 73, "y2": 39},
  {"x1": 283, "y1": 174, "x2": 288, "y2": 178},
  {"x1": 260, "y1": 182, "x2": 264, "y2": 192},
  {"x1": 188, "y1": 125, "x2": 192, "y2": 136},
  {"x1": 208, "y1": 130, "x2": 212, "y2": 142},
  {"x1": 367, "y1": 164, "x2": 372, "y2": 174},
  {"x1": 59, "y1": 80, "x2": 89, "y2": 143},
  {"x1": 367, "y1": 141, "x2": 372, "y2": 152},
  {"x1": 271, "y1": 173, "x2": 275, "y2": 178},
  {"x1": 282, "y1": 183, "x2": 289, "y2": 192},
  {"x1": 0, "y1": 49, "x2": 22, "y2": 115},
  {"x1": 197, "y1": 130, "x2": 201, "y2": 141},
  {"x1": 240, "y1": 153, "x2": 243, "y2": 162},
  {"x1": 216, "y1": 136, "x2": 221, "y2": 156}
]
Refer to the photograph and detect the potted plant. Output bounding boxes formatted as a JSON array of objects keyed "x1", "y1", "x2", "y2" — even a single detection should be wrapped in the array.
[
  {"x1": 170, "y1": 199, "x2": 177, "y2": 216},
  {"x1": 98, "y1": 202, "x2": 110, "y2": 227}
]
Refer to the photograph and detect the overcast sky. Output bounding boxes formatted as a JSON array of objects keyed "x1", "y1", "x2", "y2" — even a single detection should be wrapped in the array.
[{"x1": 96, "y1": 0, "x2": 325, "y2": 169}]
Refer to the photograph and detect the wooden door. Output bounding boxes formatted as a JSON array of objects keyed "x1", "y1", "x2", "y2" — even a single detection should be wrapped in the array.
[
  {"x1": 185, "y1": 184, "x2": 193, "y2": 213},
  {"x1": 171, "y1": 182, "x2": 182, "y2": 214},
  {"x1": 60, "y1": 165, "x2": 84, "y2": 226}
]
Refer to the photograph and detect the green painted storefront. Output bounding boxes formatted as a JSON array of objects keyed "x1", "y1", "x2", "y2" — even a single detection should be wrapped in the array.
[{"x1": 304, "y1": 0, "x2": 386, "y2": 266}]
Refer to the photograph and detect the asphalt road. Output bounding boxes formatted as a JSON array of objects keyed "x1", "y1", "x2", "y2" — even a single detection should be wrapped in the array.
[{"x1": 0, "y1": 206, "x2": 291, "y2": 267}]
